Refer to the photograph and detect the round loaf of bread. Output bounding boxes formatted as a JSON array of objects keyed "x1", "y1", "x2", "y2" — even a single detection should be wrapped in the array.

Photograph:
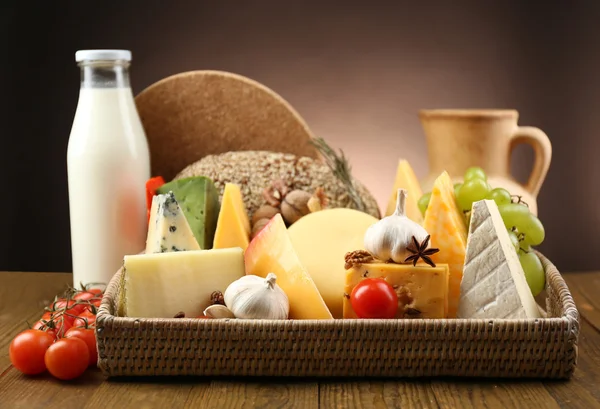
[{"x1": 175, "y1": 151, "x2": 381, "y2": 220}]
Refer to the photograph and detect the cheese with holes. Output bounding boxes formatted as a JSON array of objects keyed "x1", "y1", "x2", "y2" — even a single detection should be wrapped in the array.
[
  {"x1": 145, "y1": 192, "x2": 201, "y2": 253},
  {"x1": 124, "y1": 248, "x2": 245, "y2": 318},
  {"x1": 458, "y1": 200, "x2": 541, "y2": 319},
  {"x1": 343, "y1": 261, "x2": 450, "y2": 318},
  {"x1": 288, "y1": 208, "x2": 378, "y2": 318},
  {"x1": 245, "y1": 214, "x2": 333, "y2": 320},
  {"x1": 213, "y1": 183, "x2": 251, "y2": 251},
  {"x1": 423, "y1": 171, "x2": 467, "y2": 318},
  {"x1": 385, "y1": 159, "x2": 424, "y2": 223}
]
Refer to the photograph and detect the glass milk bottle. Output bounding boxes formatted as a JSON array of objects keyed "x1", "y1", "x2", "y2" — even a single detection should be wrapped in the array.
[{"x1": 67, "y1": 50, "x2": 150, "y2": 288}]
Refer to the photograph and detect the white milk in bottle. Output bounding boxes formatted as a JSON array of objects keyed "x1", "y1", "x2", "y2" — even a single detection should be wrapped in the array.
[{"x1": 67, "y1": 50, "x2": 150, "y2": 288}]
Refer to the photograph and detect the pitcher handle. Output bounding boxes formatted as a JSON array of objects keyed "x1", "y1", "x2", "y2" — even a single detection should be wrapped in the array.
[{"x1": 509, "y1": 126, "x2": 552, "y2": 197}]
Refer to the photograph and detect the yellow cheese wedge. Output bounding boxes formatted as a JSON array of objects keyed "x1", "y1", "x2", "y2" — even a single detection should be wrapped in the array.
[
  {"x1": 288, "y1": 208, "x2": 378, "y2": 318},
  {"x1": 423, "y1": 171, "x2": 468, "y2": 318},
  {"x1": 213, "y1": 183, "x2": 251, "y2": 251},
  {"x1": 245, "y1": 214, "x2": 333, "y2": 320},
  {"x1": 343, "y1": 261, "x2": 449, "y2": 318},
  {"x1": 385, "y1": 159, "x2": 423, "y2": 223},
  {"x1": 124, "y1": 248, "x2": 245, "y2": 318}
]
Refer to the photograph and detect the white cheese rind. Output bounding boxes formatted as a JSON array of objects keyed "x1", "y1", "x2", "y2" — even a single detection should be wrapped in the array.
[
  {"x1": 124, "y1": 248, "x2": 245, "y2": 318},
  {"x1": 457, "y1": 200, "x2": 541, "y2": 319},
  {"x1": 145, "y1": 192, "x2": 201, "y2": 253}
]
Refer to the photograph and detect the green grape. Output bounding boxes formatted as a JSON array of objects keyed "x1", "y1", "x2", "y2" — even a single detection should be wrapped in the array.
[
  {"x1": 453, "y1": 183, "x2": 463, "y2": 198},
  {"x1": 519, "y1": 249, "x2": 545, "y2": 296},
  {"x1": 418, "y1": 192, "x2": 432, "y2": 217},
  {"x1": 498, "y1": 203, "x2": 545, "y2": 246},
  {"x1": 507, "y1": 230, "x2": 520, "y2": 252},
  {"x1": 486, "y1": 187, "x2": 512, "y2": 206},
  {"x1": 464, "y1": 166, "x2": 487, "y2": 182},
  {"x1": 456, "y1": 179, "x2": 491, "y2": 212}
]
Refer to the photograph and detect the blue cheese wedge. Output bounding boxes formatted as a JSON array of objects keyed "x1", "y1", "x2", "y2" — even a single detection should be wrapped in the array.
[
  {"x1": 457, "y1": 200, "x2": 541, "y2": 319},
  {"x1": 124, "y1": 248, "x2": 245, "y2": 318},
  {"x1": 145, "y1": 192, "x2": 201, "y2": 253}
]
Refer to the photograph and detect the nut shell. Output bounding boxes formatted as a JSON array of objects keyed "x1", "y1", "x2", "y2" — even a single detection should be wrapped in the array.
[
  {"x1": 251, "y1": 205, "x2": 281, "y2": 225},
  {"x1": 251, "y1": 218, "x2": 271, "y2": 239},
  {"x1": 281, "y1": 190, "x2": 312, "y2": 224}
]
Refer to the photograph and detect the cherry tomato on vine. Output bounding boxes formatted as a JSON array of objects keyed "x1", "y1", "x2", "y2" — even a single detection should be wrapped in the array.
[
  {"x1": 73, "y1": 310, "x2": 96, "y2": 328},
  {"x1": 51, "y1": 298, "x2": 86, "y2": 316},
  {"x1": 44, "y1": 337, "x2": 89, "y2": 380},
  {"x1": 9, "y1": 329, "x2": 54, "y2": 375},
  {"x1": 65, "y1": 327, "x2": 97, "y2": 367},
  {"x1": 350, "y1": 278, "x2": 398, "y2": 319},
  {"x1": 32, "y1": 320, "x2": 58, "y2": 340},
  {"x1": 73, "y1": 288, "x2": 103, "y2": 301}
]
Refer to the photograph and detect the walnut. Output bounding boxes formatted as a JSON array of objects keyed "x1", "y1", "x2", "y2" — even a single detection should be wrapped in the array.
[
  {"x1": 307, "y1": 187, "x2": 329, "y2": 213},
  {"x1": 344, "y1": 250, "x2": 375, "y2": 270},
  {"x1": 251, "y1": 205, "x2": 280, "y2": 225},
  {"x1": 211, "y1": 291, "x2": 225, "y2": 305},
  {"x1": 281, "y1": 190, "x2": 312, "y2": 224},
  {"x1": 262, "y1": 179, "x2": 289, "y2": 207},
  {"x1": 251, "y1": 218, "x2": 270, "y2": 239}
]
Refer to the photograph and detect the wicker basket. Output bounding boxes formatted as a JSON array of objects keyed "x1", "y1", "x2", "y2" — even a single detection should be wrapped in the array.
[{"x1": 96, "y1": 252, "x2": 579, "y2": 378}]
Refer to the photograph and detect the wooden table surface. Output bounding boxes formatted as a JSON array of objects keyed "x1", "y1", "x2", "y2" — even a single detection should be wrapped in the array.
[{"x1": 1, "y1": 271, "x2": 599, "y2": 409}]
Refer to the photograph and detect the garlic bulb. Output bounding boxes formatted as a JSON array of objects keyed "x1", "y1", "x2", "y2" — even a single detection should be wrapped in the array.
[
  {"x1": 364, "y1": 189, "x2": 430, "y2": 263},
  {"x1": 223, "y1": 273, "x2": 289, "y2": 320}
]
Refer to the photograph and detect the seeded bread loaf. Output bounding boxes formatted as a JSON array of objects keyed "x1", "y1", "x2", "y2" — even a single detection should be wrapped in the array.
[{"x1": 175, "y1": 151, "x2": 381, "y2": 220}]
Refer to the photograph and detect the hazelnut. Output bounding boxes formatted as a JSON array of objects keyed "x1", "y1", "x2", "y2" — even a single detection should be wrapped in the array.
[
  {"x1": 252, "y1": 205, "x2": 280, "y2": 225},
  {"x1": 251, "y1": 218, "x2": 270, "y2": 239},
  {"x1": 281, "y1": 190, "x2": 312, "y2": 224}
]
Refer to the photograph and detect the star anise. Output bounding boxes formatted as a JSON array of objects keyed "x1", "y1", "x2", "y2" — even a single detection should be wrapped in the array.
[{"x1": 404, "y1": 235, "x2": 439, "y2": 267}]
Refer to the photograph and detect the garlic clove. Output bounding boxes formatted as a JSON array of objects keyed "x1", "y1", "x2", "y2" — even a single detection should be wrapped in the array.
[{"x1": 204, "y1": 304, "x2": 236, "y2": 319}]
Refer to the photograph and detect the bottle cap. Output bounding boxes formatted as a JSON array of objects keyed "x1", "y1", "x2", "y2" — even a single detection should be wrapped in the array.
[{"x1": 75, "y1": 49, "x2": 132, "y2": 62}]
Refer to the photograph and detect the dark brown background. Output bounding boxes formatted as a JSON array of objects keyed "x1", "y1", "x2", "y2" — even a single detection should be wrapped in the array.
[{"x1": 1, "y1": 1, "x2": 597, "y2": 273}]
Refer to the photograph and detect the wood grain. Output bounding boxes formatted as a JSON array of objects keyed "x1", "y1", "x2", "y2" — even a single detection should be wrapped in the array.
[
  {"x1": 1, "y1": 271, "x2": 600, "y2": 409},
  {"x1": 200, "y1": 379, "x2": 319, "y2": 409},
  {"x1": 319, "y1": 380, "x2": 440, "y2": 409},
  {"x1": 84, "y1": 377, "x2": 207, "y2": 409}
]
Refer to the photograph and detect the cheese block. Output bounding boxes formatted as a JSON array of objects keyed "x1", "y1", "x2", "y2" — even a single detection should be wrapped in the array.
[
  {"x1": 423, "y1": 171, "x2": 467, "y2": 318},
  {"x1": 343, "y1": 261, "x2": 450, "y2": 319},
  {"x1": 288, "y1": 208, "x2": 378, "y2": 318},
  {"x1": 157, "y1": 176, "x2": 220, "y2": 249},
  {"x1": 213, "y1": 183, "x2": 251, "y2": 251},
  {"x1": 124, "y1": 248, "x2": 245, "y2": 318},
  {"x1": 458, "y1": 200, "x2": 541, "y2": 319},
  {"x1": 385, "y1": 159, "x2": 423, "y2": 223},
  {"x1": 145, "y1": 192, "x2": 201, "y2": 253},
  {"x1": 245, "y1": 214, "x2": 333, "y2": 320}
]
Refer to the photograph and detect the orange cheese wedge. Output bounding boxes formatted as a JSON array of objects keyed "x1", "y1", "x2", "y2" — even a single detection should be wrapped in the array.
[{"x1": 423, "y1": 171, "x2": 468, "y2": 318}]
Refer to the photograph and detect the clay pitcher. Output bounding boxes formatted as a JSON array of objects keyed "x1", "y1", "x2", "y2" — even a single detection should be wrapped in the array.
[{"x1": 418, "y1": 109, "x2": 552, "y2": 215}]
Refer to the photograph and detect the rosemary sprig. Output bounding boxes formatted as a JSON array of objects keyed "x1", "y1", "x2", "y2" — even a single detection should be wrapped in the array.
[{"x1": 309, "y1": 137, "x2": 366, "y2": 211}]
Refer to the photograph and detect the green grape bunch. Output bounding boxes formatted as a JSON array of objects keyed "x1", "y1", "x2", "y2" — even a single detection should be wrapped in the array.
[{"x1": 418, "y1": 166, "x2": 546, "y2": 296}]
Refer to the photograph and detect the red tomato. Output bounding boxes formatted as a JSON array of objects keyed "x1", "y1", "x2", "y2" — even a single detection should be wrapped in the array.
[
  {"x1": 44, "y1": 338, "x2": 89, "y2": 380},
  {"x1": 350, "y1": 278, "x2": 398, "y2": 319},
  {"x1": 65, "y1": 327, "x2": 97, "y2": 367},
  {"x1": 73, "y1": 288, "x2": 103, "y2": 301},
  {"x1": 32, "y1": 320, "x2": 58, "y2": 340},
  {"x1": 52, "y1": 299, "x2": 86, "y2": 316},
  {"x1": 9, "y1": 329, "x2": 54, "y2": 375},
  {"x1": 73, "y1": 310, "x2": 96, "y2": 328}
]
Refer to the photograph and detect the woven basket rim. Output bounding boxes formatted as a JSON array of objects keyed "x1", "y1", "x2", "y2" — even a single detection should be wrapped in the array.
[{"x1": 97, "y1": 251, "x2": 579, "y2": 326}]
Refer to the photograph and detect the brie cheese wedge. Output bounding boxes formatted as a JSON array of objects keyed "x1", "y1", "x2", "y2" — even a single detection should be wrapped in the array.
[{"x1": 457, "y1": 200, "x2": 541, "y2": 319}]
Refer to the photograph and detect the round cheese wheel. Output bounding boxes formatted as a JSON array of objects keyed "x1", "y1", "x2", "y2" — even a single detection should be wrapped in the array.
[{"x1": 287, "y1": 208, "x2": 378, "y2": 318}]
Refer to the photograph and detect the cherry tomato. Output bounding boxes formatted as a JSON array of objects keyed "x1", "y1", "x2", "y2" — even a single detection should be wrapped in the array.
[
  {"x1": 65, "y1": 327, "x2": 97, "y2": 367},
  {"x1": 73, "y1": 289, "x2": 103, "y2": 301},
  {"x1": 350, "y1": 278, "x2": 398, "y2": 319},
  {"x1": 9, "y1": 329, "x2": 54, "y2": 375},
  {"x1": 44, "y1": 337, "x2": 89, "y2": 380},
  {"x1": 32, "y1": 320, "x2": 58, "y2": 340},
  {"x1": 52, "y1": 299, "x2": 86, "y2": 316},
  {"x1": 73, "y1": 310, "x2": 96, "y2": 328}
]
